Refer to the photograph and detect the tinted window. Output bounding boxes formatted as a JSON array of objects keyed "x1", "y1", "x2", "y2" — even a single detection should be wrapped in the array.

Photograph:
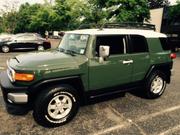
[
  {"x1": 160, "y1": 38, "x2": 171, "y2": 50},
  {"x1": 130, "y1": 35, "x2": 148, "y2": 53},
  {"x1": 96, "y1": 35, "x2": 126, "y2": 55}
]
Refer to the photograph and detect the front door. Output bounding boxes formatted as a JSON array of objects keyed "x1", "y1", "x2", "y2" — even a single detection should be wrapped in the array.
[{"x1": 88, "y1": 35, "x2": 133, "y2": 90}]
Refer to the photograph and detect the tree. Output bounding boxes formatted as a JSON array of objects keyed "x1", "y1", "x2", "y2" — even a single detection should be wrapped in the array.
[
  {"x1": 14, "y1": 3, "x2": 42, "y2": 33},
  {"x1": 107, "y1": 0, "x2": 150, "y2": 22},
  {"x1": 168, "y1": 1, "x2": 180, "y2": 24},
  {"x1": 0, "y1": 0, "x2": 19, "y2": 33},
  {"x1": 148, "y1": 0, "x2": 170, "y2": 9},
  {"x1": 0, "y1": 17, "x2": 3, "y2": 33},
  {"x1": 83, "y1": 0, "x2": 150, "y2": 23},
  {"x1": 29, "y1": 5, "x2": 62, "y2": 34},
  {"x1": 82, "y1": 0, "x2": 107, "y2": 24},
  {"x1": 1, "y1": 11, "x2": 18, "y2": 33}
]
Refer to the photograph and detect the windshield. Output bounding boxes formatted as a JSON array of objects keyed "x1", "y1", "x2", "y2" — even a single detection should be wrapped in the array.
[{"x1": 58, "y1": 33, "x2": 89, "y2": 55}]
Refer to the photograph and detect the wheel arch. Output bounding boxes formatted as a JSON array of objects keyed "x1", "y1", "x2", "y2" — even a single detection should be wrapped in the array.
[
  {"x1": 30, "y1": 76, "x2": 86, "y2": 105},
  {"x1": 145, "y1": 62, "x2": 173, "y2": 83}
]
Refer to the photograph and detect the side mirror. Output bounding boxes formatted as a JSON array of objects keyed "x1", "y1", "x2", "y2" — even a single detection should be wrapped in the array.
[
  {"x1": 99, "y1": 45, "x2": 110, "y2": 58},
  {"x1": 99, "y1": 45, "x2": 110, "y2": 63}
]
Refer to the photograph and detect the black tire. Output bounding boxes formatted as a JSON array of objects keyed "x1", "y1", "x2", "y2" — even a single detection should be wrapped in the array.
[
  {"x1": 1, "y1": 45, "x2": 10, "y2": 53},
  {"x1": 33, "y1": 85, "x2": 79, "y2": 127},
  {"x1": 145, "y1": 71, "x2": 167, "y2": 99}
]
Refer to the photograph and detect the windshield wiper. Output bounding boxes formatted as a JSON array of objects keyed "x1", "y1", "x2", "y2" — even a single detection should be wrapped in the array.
[
  {"x1": 58, "y1": 48, "x2": 78, "y2": 56},
  {"x1": 65, "y1": 50, "x2": 77, "y2": 56}
]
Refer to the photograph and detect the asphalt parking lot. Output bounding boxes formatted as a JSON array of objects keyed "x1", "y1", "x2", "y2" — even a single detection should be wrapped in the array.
[{"x1": 0, "y1": 51, "x2": 180, "y2": 135}]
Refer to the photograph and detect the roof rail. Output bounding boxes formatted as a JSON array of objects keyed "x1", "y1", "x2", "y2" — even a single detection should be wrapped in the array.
[
  {"x1": 103, "y1": 22, "x2": 156, "y2": 31},
  {"x1": 78, "y1": 23, "x2": 101, "y2": 29},
  {"x1": 78, "y1": 22, "x2": 156, "y2": 31}
]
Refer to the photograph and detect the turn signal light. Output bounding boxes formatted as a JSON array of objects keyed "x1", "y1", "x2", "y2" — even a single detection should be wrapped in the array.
[
  {"x1": 170, "y1": 53, "x2": 176, "y2": 59},
  {"x1": 15, "y1": 73, "x2": 34, "y2": 81}
]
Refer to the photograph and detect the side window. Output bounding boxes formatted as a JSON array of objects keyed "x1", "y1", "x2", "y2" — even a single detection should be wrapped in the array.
[
  {"x1": 95, "y1": 35, "x2": 126, "y2": 55},
  {"x1": 160, "y1": 38, "x2": 171, "y2": 50},
  {"x1": 130, "y1": 35, "x2": 148, "y2": 53}
]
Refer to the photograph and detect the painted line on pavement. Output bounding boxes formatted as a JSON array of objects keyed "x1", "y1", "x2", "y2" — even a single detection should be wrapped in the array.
[
  {"x1": 92, "y1": 124, "x2": 126, "y2": 135},
  {"x1": 92, "y1": 105, "x2": 180, "y2": 135},
  {"x1": 158, "y1": 125, "x2": 180, "y2": 135},
  {"x1": 137, "y1": 105, "x2": 180, "y2": 122}
]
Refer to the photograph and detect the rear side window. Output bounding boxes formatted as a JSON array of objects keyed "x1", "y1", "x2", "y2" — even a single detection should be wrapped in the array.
[
  {"x1": 160, "y1": 38, "x2": 171, "y2": 50},
  {"x1": 129, "y1": 35, "x2": 148, "y2": 53}
]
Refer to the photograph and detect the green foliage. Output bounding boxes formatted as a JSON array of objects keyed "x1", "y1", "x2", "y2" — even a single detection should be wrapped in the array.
[
  {"x1": 106, "y1": 0, "x2": 150, "y2": 22},
  {"x1": 0, "y1": 0, "x2": 151, "y2": 34},
  {"x1": 15, "y1": 3, "x2": 42, "y2": 33},
  {"x1": 148, "y1": 0, "x2": 170, "y2": 9},
  {"x1": 1, "y1": 11, "x2": 18, "y2": 33},
  {"x1": 168, "y1": 1, "x2": 180, "y2": 23},
  {"x1": 83, "y1": 0, "x2": 150, "y2": 24}
]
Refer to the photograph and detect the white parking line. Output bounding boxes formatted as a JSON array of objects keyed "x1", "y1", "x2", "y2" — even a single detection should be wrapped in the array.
[
  {"x1": 92, "y1": 105, "x2": 180, "y2": 135},
  {"x1": 137, "y1": 105, "x2": 180, "y2": 122},
  {"x1": 91, "y1": 124, "x2": 126, "y2": 135},
  {"x1": 158, "y1": 125, "x2": 180, "y2": 135}
]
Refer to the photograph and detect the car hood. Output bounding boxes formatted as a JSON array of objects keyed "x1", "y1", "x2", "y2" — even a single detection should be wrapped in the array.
[{"x1": 10, "y1": 50, "x2": 80, "y2": 70}]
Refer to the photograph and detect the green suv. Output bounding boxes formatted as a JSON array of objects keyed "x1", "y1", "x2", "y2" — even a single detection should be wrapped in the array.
[{"x1": 0, "y1": 23, "x2": 176, "y2": 127}]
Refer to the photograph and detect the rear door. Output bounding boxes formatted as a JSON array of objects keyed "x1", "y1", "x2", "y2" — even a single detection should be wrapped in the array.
[{"x1": 128, "y1": 35, "x2": 150, "y2": 82}]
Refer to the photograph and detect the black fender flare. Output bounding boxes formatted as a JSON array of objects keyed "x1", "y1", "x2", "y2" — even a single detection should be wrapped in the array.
[
  {"x1": 144, "y1": 62, "x2": 173, "y2": 83},
  {"x1": 29, "y1": 76, "x2": 86, "y2": 104}
]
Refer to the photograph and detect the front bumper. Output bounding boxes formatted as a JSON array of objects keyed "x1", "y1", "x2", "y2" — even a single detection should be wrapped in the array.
[
  {"x1": 0, "y1": 71, "x2": 30, "y2": 114},
  {"x1": 7, "y1": 93, "x2": 28, "y2": 104}
]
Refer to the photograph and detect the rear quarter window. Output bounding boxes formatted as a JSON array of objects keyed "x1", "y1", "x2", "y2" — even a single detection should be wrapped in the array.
[
  {"x1": 129, "y1": 35, "x2": 148, "y2": 53},
  {"x1": 159, "y1": 38, "x2": 171, "y2": 50}
]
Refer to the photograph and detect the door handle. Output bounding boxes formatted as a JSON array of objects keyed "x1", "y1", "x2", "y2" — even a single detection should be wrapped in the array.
[{"x1": 123, "y1": 60, "x2": 133, "y2": 64}]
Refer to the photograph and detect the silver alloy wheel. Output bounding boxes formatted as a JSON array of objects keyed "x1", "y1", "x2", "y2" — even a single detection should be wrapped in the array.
[
  {"x1": 151, "y1": 76, "x2": 164, "y2": 94},
  {"x1": 2, "y1": 46, "x2": 10, "y2": 53},
  {"x1": 47, "y1": 95, "x2": 73, "y2": 120},
  {"x1": 38, "y1": 46, "x2": 44, "y2": 51}
]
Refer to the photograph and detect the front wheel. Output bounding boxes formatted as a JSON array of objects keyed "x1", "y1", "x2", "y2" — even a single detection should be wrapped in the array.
[
  {"x1": 33, "y1": 85, "x2": 79, "y2": 127},
  {"x1": 145, "y1": 71, "x2": 167, "y2": 99}
]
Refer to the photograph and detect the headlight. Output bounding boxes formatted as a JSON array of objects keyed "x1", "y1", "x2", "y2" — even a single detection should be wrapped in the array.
[
  {"x1": 7, "y1": 60, "x2": 15, "y2": 82},
  {"x1": 7, "y1": 60, "x2": 34, "y2": 82}
]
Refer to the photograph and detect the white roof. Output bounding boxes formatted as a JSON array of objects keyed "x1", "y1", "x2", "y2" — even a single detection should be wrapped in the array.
[{"x1": 66, "y1": 28, "x2": 167, "y2": 38}]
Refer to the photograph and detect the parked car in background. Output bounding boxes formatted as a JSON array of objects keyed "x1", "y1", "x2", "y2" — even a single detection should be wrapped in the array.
[{"x1": 0, "y1": 33, "x2": 51, "y2": 53}]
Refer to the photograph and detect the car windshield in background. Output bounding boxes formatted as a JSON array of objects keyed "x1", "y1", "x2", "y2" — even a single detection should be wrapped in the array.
[{"x1": 59, "y1": 34, "x2": 89, "y2": 55}]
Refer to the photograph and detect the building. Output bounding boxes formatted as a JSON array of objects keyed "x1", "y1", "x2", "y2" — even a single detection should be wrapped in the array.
[{"x1": 148, "y1": 6, "x2": 180, "y2": 51}]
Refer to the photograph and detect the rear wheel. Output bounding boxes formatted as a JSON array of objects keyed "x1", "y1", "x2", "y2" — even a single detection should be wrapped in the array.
[
  {"x1": 33, "y1": 85, "x2": 79, "y2": 127},
  {"x1": 1, "y1": 45, "x2": 10, "y2": 53},
  {"x1": 37, "y1": 45, "x2": 44, "y2": 51},
  {"x1": 145, "y1": 71, "x2": 167, "y2": 99}
]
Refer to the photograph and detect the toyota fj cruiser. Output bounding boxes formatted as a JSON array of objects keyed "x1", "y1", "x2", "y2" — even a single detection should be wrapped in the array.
[{"x1": 0, "y1": 23, "x2": 176, "y2": 127}]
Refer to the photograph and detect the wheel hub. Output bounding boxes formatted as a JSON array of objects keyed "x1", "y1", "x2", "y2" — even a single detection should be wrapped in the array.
[
  {"x1": 151, "y1": 76, "x2": 164, "y2": 94},
  {"x1": 47, "y1": 95, "x2": 72, "y2": 119}
]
